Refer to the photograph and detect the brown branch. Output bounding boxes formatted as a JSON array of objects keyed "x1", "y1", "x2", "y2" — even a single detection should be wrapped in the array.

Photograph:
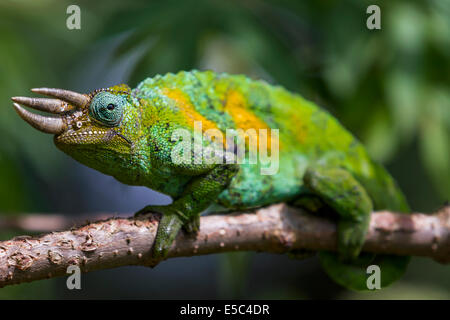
[
  {"x1": 0, "y1": 213, "x2": 124, "y2": 233},
  {"x1": 0, "y1": 204, "x2": 449, "y2": 288}
]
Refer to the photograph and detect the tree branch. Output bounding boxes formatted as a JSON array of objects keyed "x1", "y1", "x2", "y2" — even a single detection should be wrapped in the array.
[{"x1": 0, "y1": 204, "x2": 449, "y2": 288}]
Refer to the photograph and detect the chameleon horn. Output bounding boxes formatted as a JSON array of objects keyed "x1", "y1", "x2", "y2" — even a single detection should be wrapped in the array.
[
  {"x1": 11, "y1": 96, "x2": 74, "y2": 114},
  {"x1": 13, "y1": 103, "x2": 67, "y2": 134},
  {"x1": 31, "y1": 88, "x2": 89, "y2": 108}
]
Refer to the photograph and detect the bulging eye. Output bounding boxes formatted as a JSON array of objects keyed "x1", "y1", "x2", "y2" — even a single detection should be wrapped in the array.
[{"x1": 89, "y1": 92, "x2": 124, "y2": 127}]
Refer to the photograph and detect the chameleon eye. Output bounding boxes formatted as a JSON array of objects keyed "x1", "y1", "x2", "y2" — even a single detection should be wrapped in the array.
[{"x1": 89, "y1": 92, "x2": 124, "y2": 127}]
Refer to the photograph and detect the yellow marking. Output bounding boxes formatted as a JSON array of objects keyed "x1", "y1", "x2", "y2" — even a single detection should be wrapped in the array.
[
  {"x1": 272, "y1": 90, "x2": 310, "y2": 147},
  {"x1": 224, "y1": 90, "x2": 279, "y2": 151},
  {"x1": 140, "y1": 99, "x2": 159, "y2": 127},
  {"x1": 163, "y1": 88, "x2": 219, "y2": 131},
  {"x1": 289, "y1": 113, "x2": 307, "y2": 145},
  {"x1": 163, "y1": 88, "x2": 225, "y2": 146},
  {"x1": 109, "y1": 83, "x2": 131, "y2": 94}
]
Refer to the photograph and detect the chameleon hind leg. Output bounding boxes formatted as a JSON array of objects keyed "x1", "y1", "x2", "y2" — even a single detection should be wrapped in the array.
[
  {"x1": 289, "y1": 189, "x2": 366, "y2": 261},
  {"x1": 303, "y1": 166, "x2": 372, "y2": 261},
  {"x1": 302, "y1": 166, "x2": 373, "y2": 290},
  {"x1": 135, "y1": 164, "x2": 239, "y2": 262},
  {"x1": 302, "y1": 166, "x2": 409, "y2": 290}
]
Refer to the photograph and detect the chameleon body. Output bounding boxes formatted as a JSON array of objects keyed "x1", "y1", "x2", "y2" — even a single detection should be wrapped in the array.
[{"x1": 12, "y1": 70, "x2": 410, "y2": 290}]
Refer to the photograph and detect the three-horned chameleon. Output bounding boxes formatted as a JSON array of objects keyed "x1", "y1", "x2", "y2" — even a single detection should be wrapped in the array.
[{"x1": 12, "y1": 70, "x2": 410, "y2": 290}]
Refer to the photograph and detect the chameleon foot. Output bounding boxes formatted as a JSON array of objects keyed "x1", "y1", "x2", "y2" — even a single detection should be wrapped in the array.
[{"x1": 134, "y1": 205, "x2": 185, "y2": 262}]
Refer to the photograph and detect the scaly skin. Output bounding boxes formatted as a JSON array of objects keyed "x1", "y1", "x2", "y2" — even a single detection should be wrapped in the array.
[{"x1": 13, "y1": 70, "x2": 410, "y2": 290}]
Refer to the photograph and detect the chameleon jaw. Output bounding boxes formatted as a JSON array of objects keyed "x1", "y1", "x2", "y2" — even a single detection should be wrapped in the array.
[
  {"x1": 11, "y1": 88, "x2": 90, "y2": 135},
  {"x1": 55, "y1": 127, "x2": 113, "y2": 145}
]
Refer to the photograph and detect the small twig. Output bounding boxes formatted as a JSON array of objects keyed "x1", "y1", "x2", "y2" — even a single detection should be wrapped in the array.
[{"x1": 0, "y1": 204, "x2": 448, "y2": 288}]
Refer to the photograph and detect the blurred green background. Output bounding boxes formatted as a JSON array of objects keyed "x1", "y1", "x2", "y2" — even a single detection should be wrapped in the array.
[{"x1": 0, "y1": 0, "x2": 449, "y2": 299}]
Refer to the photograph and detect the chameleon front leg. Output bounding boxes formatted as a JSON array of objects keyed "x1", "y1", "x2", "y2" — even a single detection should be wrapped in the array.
[{"x1": 135, "y1": 164, "x2": 239, "y2": 262}]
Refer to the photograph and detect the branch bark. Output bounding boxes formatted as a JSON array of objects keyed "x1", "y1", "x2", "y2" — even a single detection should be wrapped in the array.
[{"x1": 0, "y1": 203, "x2": 449, "y2": 288}]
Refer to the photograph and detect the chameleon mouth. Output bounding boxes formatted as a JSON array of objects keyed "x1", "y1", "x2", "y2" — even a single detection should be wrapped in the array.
[
  {"x1": 54, "y1": 127, "x2": 133, "y2": 147},
  {"x1": 11, "y1": 88, "x2": 89, "y2": 135}
]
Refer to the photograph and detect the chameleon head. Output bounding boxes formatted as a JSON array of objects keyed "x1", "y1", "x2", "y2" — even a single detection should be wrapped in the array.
[{"x1": 11, "y1": 85, "x2": 138, "y2": 167}]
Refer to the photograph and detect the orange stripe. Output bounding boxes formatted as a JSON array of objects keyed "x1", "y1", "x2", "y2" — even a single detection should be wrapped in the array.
[
  {"x1": 163, "y1": 88, "x2": 225, "y2": 146},
  {"x1": 163, "y1": 88, "x2": 218, "y2": 130}
]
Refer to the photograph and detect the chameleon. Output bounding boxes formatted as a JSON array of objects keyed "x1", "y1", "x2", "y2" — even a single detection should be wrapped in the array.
[{"x1": 12, "y1": 70, "x2": 410, "y2": 291}]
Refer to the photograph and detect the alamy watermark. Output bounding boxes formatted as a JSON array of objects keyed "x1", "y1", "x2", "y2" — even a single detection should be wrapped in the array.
[
  {"x1": 366, "y1": 5, "x2": 381, "y2": 30},
  {"x1": 66, "y1": 265, "x2": 81, "y2": 290},
  {"x1": 366, "y1": 264, "x2": 381, "y2": 290},
  {"x1": 66, "y1": 5, "x2": 81, "y2": 30}
]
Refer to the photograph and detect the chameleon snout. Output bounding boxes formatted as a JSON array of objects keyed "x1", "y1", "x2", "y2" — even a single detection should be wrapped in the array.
[{"x1": 11, "y1": 88, "x2": 90, "y2": 135}]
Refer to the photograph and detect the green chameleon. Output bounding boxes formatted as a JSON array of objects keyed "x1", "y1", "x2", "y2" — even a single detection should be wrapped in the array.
[{"x1": 12, "y1": 70, "x2": 410, "y2": 290}]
